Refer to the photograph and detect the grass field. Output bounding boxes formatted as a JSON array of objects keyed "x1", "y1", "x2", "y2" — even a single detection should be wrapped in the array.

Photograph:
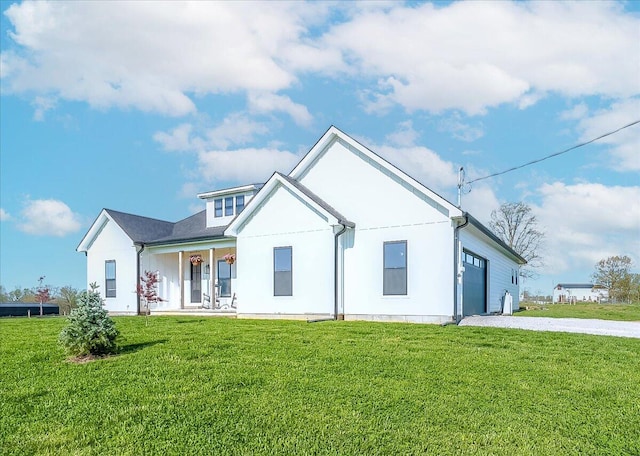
[
  {"x1": 518, "y1": 302, "x2": 640, "y2": 321},
  {"x1": 1, "y1": 316, "x2": 639, "y2": 455}
]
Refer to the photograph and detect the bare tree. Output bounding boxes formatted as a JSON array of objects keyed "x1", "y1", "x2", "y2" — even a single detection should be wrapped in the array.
[
  {"x1": 489, "y1": 202, "x2": 544, "y2": 279},
  {"x1": 57, "y1": 286, "x2": 80, "y2": 315},
  {"x1": 592, "y1": 255, "x2": 633, "y2": 303}
]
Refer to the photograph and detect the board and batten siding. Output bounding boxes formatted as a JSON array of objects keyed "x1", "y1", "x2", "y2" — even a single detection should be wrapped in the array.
[
  {"x1": 85, "y1": 218, "x2": 138, "y2": 314},
  {"x1": 296, "y1": 138, "x2": 456, "y2": 322},
  {"x1": 234, "y1": 183, "x2": 335, "y2": 317},
  {"x1": 459, "y1": 225, "x2": 521, "y2": 313}
]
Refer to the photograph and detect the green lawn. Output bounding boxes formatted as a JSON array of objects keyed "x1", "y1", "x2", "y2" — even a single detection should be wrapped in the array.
[
  {"x1": 518, "y1": 302, "x2": 640, "y2": 321},
  {"x1": 1, "y1": 317, "x2": 639, "y2": 455}
]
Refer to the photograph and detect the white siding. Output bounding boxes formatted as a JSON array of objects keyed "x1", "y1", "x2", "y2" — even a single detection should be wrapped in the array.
[
  {"x1": 460, "y1": 226, "x2": 521, "y2": 313},
  {"x1": 297, "y1": 139, "x2": 456, "y2": 322},
  {"x1": 235, "y1": 183, "x2": 335, "y2": 317},
  {"x1": 86, "y1": 218, "x2": 138, "y2": 314},
  {"x1": 342, "y1": 223, "x2": 455, "y2": 322}
]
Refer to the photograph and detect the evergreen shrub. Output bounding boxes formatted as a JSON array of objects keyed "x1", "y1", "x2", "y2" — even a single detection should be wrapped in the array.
[{"x1": 59, "y1": 288, "x2": 119, "y2": 356}]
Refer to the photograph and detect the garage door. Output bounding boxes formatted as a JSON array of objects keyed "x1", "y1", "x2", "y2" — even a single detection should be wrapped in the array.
[{"x1": 463, "y1": 251, "x2": 486, "y2": 316}]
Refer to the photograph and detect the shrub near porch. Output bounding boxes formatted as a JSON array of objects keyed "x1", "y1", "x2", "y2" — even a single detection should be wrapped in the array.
[{"x1": 1, "y1": 317, "x2": 639, "y2": 455}]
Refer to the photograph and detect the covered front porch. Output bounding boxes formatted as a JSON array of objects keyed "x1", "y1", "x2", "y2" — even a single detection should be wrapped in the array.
[{"x1": 140, "y1": 238, "x2": 238, "y2": 314}]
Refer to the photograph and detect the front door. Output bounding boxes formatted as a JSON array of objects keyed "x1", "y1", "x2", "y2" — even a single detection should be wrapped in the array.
[{"x1": 191, "y1": 262, "x2": 202, "y2": 303}]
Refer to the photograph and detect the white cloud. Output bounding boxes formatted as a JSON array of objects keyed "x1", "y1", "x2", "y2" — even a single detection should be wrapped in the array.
[
  {"x1": 17, "y1": 199, "x2": 82, "y2": 236},
  {"x1": 560, "y1": 102, "x2": 589, "y2": 121},
  {"x1": 574, "y1": 98, "x2": 640, "y2": 171},
  {"x1": 375, "y1": 144, "x2": 459, "y2": 196},
  {"x1": 31, "y1": 96, "x2": 56, "y2": 121},
  {"x1": 198, "y1": 148, "x2": 300, "y2": 184},
  {"x1": 4, "y1": 2, "x2": 637, "y2": 119},
  {"x1": 248, "y1": 92, "x2": 313, "y2": 127},
  {"x1": 2, "y1": 2, "x2": 319, "y2": 116},
  {"x1": 324, "y1": 1, "x2": 640, "y2": 114},
  {"x1": 461, "y1": 184, "x2": 501, "y2": 225},
  {"x1": 385, "y1": 120, "x2": 419, "y2": 147},
  {"x1": 206, "y1": 113, "x2": 270, "y2": 149},
  {"x1": 438, "y1": 113, "x2": 484, "y2": 142},
  {"x1": 153, "y1": 123, "x2": 199, "y2": 152},
  {"x1": 0, "y1": 208, "x2": 11, "y2": 221},
  {"x1": 533, "y1": 182, "x2": 640, "y2": 274},
  {"x1": 154, "y1": 113, "x2": 270, "y2": 152}
]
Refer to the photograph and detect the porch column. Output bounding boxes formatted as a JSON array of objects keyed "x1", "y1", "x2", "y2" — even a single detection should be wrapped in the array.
[
  {"x1": 209, "y1": 248, "x2": 215, "y2": 305},
  {"x1": 179, "y1": 250, "x2": 184, "y2": 309}
]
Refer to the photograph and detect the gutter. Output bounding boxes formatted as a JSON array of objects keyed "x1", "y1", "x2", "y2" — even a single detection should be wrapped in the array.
[
  {"x1": 136, "y1": 243, "x2": 145, "y2": 316},
  {"x1": 453, "y1": 215, "x2": 469, "y2": 323}
]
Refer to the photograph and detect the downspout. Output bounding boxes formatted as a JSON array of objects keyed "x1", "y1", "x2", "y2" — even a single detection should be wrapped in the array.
[
  {"x1": 453, "y1": 214, "x2": 469, "y2": 324},
  {"x1": 308, "y1": 222, "x2": 347, "y2": 323},
  {"x1": 334, "y1": 223, "x2": 348, "y2": 320},
  {"x1": 136, "y1": 243, "x2": 145, "y2": 316}
]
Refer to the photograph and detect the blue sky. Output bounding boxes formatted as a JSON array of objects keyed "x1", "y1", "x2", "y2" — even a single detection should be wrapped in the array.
[{"x1": 1, "y1": 0, "x2": 639, "y2": 297}]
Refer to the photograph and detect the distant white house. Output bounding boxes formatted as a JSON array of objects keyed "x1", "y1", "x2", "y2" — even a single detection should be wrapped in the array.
[
  {"x1": 553, "y1": 283, "x2": 608, "y2": 303},
  {"x1": 78, "y1": 126, "x2": 526, "y2": 322}
]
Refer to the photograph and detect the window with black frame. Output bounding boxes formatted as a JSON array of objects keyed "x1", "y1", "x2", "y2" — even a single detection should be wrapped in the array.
[
  {"x1": 383, "y1": 241, "x2": 407, "y2": 295},
  {"x1": 224, "y1": 197, "x2": 234, "y2": 216},
  {"x1": 274, "y1": 247, "x2": 292, "y2": 296},
  {"x1": 235, "y1": 195, "x2": 245, "y2": 214},
  {"x1": 105, "y1": 260, "x2": 116, "y2": 297},
  {"x1": 217, "y1": 260, "x2": 231, "y2": 297}
]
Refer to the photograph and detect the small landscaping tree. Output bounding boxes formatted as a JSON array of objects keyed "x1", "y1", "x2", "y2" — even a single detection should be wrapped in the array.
[
  {"x1": 59, "y1": 283, "x2": 119, "y2": 358},
  {"x1": 35, "y1": 276, "x2": 51, "y2": 316},
  {"x1": 137, "y1": 270, "x2": 164, "y2": 324}
]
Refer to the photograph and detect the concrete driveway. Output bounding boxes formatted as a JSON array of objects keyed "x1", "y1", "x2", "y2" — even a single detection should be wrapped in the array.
[{"x1": 459, "y1": 315, "x2": 640, "y2": 339}]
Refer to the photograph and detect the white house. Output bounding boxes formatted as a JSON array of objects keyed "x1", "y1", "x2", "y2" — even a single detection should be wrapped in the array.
[
  {"x1": 78, "y1": 126, "x2": 526, "y2": 322},
  {"x1": 553, "y1": 283, "x2": 608, "y2": 303}
]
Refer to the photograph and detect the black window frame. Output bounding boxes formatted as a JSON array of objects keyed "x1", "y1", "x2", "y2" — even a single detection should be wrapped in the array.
[
  {"x1": 224, "y1": 197, "x2": 234, "y2": 216},
  {"x1": 274, "y1": 246, "x2": 292, "y2": 297},
  {"x1": 214, "y1": 199, "x2": 223, "y2": 217},
  {"x1": 105, "y1": 260, "x2": 116, "y2": 298},
  {"x1": 217, "y1": 259, "x2": 232, "y2": 298},
  {"x1": 235, "y1": 195, "x2": 245, "y2": 214},
  {"x1": 383, "y1": 241, "x2": 407, "y2": 296}
]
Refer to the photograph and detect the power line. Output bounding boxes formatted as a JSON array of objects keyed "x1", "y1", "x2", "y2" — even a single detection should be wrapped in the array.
[{"x1": 467, "y1": 119, "x2": 640, "y2": 185}]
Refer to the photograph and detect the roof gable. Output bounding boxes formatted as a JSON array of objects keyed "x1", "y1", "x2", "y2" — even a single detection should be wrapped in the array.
[
  {"x1": 78, "y1": 209, "x2": 228, "y2": 252},
  {"x1": 289, "y1": 126, "x2": 462, "y2": 218},
  {"x1": 225, "y1": 172, "x2": 354, "y2": 237}
]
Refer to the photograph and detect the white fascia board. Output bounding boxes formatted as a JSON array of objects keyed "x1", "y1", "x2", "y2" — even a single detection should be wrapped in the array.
[
  {"x1": 290, "y1": 126, "x2": 462, "y2": 218},
  {"x1": 197, "y1": 184, "x2": 261, "y2": 200},
  {"x1": 224, "y1": 173, "x2": 338, "y2": 237},
  {"x1": 76, "y1": 210, "x2": 111, "y2": 252},
  {"x1": 146, "y1": 238, "x2": 236, "y2": 255}
]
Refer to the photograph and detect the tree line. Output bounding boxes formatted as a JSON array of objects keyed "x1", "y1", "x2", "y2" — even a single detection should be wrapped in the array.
[{"x1": 0, "y1": 284, "x2": 81, "y2": 315}]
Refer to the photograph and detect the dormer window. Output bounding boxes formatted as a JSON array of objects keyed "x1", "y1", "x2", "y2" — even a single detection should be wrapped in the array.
[
  {"x1": 214, "y1": 199, "x2": 223, "y2": 217},
  {"x1": 236, "y1": 195, "x2": 245, "y2": 214},
  {"x1": 224, "y1": 197, "x2": 234, "y2": 216}
]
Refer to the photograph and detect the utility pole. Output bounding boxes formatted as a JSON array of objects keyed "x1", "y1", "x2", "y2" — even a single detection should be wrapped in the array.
[{"x1": 457, "y1": 167, "x2": 465, "y2": 208}]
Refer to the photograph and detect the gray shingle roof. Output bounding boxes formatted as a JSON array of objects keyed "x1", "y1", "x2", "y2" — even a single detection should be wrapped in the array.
[
  {"x1": 105, "y1": 209, "x2": 174, "y2": 243},
  {"x1": 276, "y1": 172, "x2": 355, "y2": 227},
  {"x1": 105, "y1": 209, "x2": 227, "y2": 246},
  {"x1": 147, "y1": 210, "x2": 227, "y2": 245}
]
